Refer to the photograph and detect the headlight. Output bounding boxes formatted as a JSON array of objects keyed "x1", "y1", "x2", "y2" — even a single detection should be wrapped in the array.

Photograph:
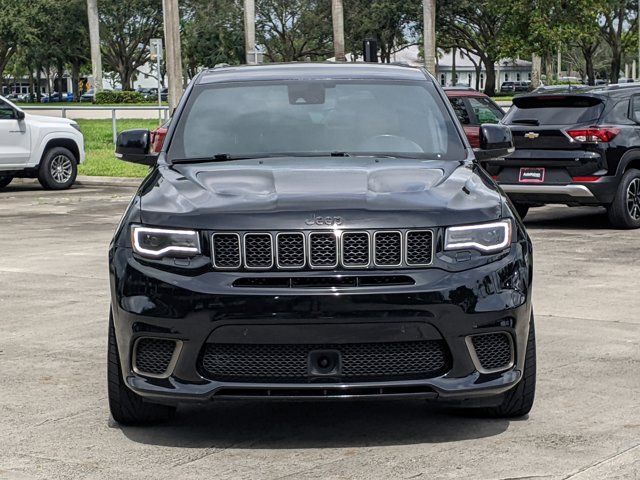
[
  {"x1": 444, "y1": 220, "x2": 512, "y2": 253},
  {"x1": 131, "y1": 226, "x2": 201, "y2": 258},
  {"x1": 70, "y1": 122, "x2": 81, "y2": 133}
]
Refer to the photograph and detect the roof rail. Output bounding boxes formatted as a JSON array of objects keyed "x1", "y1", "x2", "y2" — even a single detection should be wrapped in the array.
[{"x1": 605, "y1": 82, "x2": 640, "y2": 90}]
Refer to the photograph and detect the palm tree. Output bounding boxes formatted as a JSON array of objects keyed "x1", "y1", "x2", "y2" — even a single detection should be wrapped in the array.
[{"x1": 332, "y1": 0, "x2": 346, "y2": 62}]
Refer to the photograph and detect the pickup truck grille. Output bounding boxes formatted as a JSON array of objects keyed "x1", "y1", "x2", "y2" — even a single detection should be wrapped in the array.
[{"x1": 211, "y1": 229, "x2": 433, "y2": 271}]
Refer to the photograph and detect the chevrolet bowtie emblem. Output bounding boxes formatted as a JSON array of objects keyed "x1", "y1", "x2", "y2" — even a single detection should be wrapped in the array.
[{"x1": 524, "y1": 132, "x2": 540, "y2": 139}]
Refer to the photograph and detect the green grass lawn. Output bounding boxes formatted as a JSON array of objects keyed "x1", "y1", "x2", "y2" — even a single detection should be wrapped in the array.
[{"x1": 77, "y1": 119, "x2": 160, "y2": 177}]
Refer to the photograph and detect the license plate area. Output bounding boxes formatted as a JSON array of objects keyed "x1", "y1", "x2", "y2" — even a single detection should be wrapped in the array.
[{"x1": 519, "y1": 167, "x2": 545, "y2": 183}]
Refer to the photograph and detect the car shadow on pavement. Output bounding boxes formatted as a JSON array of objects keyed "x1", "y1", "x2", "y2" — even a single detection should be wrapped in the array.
[
  {"x1": 119, "y1": 400, "x2": 511, "y2": 448},
  {"x1": 524, "y1": 206, "x2": 611, "y2": 230}
]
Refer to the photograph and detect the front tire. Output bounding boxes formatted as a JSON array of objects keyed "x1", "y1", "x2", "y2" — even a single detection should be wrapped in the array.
[
  {"x1": 513, "y1": 203, "x2": 530, "y2": 220},
  {"x1": 608, "y1": 169, "x2": 640, "y2": 229},
  {"x1": 38, "y1": 147, "x2": 77, "y2": 190},
  {"x1": 0, "y1": 175, "x2": 13, "y2": 189},
  {"x1": 108, "y1": 313, "x2": 176, "y2": 425},
  {"x1": 471, "y1": 315, "x2": 537, "y2": 418}
]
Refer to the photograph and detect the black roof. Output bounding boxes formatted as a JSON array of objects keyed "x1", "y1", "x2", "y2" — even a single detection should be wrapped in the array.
[
  {"x1": 197, "y1": 62, "x2": 430, "y2": 84},
  {"x1": 520, "y1": 83, "x2": 640, "y2": 100}
]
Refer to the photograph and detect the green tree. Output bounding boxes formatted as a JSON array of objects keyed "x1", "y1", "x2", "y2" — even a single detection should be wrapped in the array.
[
  {"x1": 0, "y1": 0, "x2": 38, "y2": 94},
  {"x1": 344, "y1": 0, "x2": 421, "y2": 63},
  {"x1": 98, "y1": 0, "x2": 163, "y2": 89},
  {"x1": 599, "y1": 0, "x2": 638, "y2": 83},
  {"x1": 436, "y1": 0, "x2": 513, "y2": 96},
  {"x1": 182, "y1": 0, "x2": 245, "y2": 76},
  {"x1": 256, "y1": 0, "x2": 333, "y2": 62}
]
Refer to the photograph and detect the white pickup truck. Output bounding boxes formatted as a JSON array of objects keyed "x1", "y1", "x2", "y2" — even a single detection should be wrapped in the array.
[{"x1": 0, "y1": 95, "x2": 85, "y2": 190}]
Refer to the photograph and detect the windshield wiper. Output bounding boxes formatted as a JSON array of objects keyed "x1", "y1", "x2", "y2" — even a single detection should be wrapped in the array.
[{"x1": 511, "y1": 119, "x2": 540, "y2": 126}]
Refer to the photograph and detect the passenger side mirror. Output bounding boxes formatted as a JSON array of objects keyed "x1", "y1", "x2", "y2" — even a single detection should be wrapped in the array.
[
  {"x1": 474, "y1": 124, "x2": 514, "y2": 161},
  {"x1": 15, "y1": 110, "x2": 25, "y2": 120},
  {"x1": 115, "y1": 129, "x2": 156, "y2": 166}
]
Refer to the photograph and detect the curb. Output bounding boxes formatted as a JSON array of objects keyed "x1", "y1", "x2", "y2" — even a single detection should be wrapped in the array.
[
  {"x1": 13, "y1": 176, "x2": 142, "y2": 188},
  {"x1": 76, "y1": 175, "x2": 142, "y2": 187}
]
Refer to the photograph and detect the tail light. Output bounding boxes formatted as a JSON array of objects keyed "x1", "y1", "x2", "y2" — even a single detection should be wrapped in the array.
[{"x1": 565, "y1": 127, "x2": 620, "y2": 143}]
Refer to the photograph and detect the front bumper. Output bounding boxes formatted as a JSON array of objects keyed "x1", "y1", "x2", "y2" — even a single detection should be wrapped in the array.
[{"x1": 109, "y1": 242, "x2": 532, "y2": 405}]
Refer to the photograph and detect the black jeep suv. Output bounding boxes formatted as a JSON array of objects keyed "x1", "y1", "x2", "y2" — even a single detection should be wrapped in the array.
[
  {"x1": 108, "y1": 63, "x2": 535, "y2": 425},
  {"x1": 487, "y1": 85, "x2": 640, "y2": 227}
]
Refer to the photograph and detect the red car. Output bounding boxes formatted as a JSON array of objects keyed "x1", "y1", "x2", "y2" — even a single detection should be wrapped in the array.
[
  {"x1": 444, "y1": 87, "x2": 505, "y2": 148},
  {"x1": 149, "y1": 119, "x2": 170, "y2": 153}
]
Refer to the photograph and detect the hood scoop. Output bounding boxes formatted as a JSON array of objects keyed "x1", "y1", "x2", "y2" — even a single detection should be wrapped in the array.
[{"x1": 197, "y1": 166, "x2": 443, "y2": 197}]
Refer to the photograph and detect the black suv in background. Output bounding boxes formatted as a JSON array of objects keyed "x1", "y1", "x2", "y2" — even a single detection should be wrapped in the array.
[
  {"x1": 486, "y1": 85, "x2": 640, "y2": 228},
  {"x1": 109, "y1": 63, "x2": 534, "y2": 425}
]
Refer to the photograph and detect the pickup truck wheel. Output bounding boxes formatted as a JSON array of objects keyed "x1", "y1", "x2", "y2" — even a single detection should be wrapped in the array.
[
  {"x1": 38, "y1": 147, "x2": 77, "y2": 190},
  {"x1": 0, "y1": 175, "x2": 13, "y2": 189},
  {"x1": 608, "y1": 169, "x2": 640, "y2": 229},
  {"x1": 108, "y1": 312, "x2": 176, "y2": 425}
]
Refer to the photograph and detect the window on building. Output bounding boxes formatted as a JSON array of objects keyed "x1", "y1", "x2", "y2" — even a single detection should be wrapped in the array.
[
  {"x1": 480, "y1": 73, "x2": 485, "y2": 89},
  {"x1": 516, "y1": 73, "x2": 521, "y2": 81},
  {"x1": 440, "y1": 73, "x2": 446, "y2": 86},
  {"x1": 528, "y1": 73, "x2": 532, "y2": 80},
  {"x1": 468, "y1": 73, "x2": 472, "y2": 86},
  {"x1": 505, "y1": 73, "x2": 509, "y2": 82}
]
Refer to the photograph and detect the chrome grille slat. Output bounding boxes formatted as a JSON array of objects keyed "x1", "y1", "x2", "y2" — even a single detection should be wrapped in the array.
[{"x1": 211, "y1": 229, "x2": 433, "y2": 271}]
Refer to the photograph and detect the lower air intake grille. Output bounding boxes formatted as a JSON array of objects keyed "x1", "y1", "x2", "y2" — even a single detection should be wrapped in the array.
[
  {"x1": 200, "y1": 341, "x2": 450, "y2": 382},
  {"x1": 470, "y1": 333, "x2": 513, "y2": 372},
  {"x1": 134, "y1": 338, "x2": 177, "y2": 376}
]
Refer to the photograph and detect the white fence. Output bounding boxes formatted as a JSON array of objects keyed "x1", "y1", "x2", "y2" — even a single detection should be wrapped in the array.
[{"x1": 21, "y1": 106, "x2": 170, "y2": 144}]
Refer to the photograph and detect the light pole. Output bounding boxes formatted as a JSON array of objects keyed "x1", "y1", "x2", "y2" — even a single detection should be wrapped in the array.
[
  {"x1": 423, "y1": 0, "x2": 436, "y2": 75},
  {"x1": 151, "y1": 38, "x2": 163, "y2": 123}
]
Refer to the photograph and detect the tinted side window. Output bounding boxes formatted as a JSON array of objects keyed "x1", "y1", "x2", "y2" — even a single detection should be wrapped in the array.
[
  {"x1": 467, "y1": 97, "x2": 503, "y2": 124},
  {"x1": 0, "y1": 99, "x2": 15, "y2": 120},
  {"x1": 627, "y1": 96, "x2": 640, "y2": 123},
  {"x1": 449, "y1": 97, "x2": 470, "y2": 125}
]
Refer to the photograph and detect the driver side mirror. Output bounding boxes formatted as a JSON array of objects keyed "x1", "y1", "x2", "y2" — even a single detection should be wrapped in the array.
[
  {"x1": 115, "y1": 129, "x2": 156, "y2": 165},
  {"x1": 15, "y1": 110, "x2": 25, "y2": 120},
  {"x1": 474, "y1": 124, "x2": 514, "y2": 161}
]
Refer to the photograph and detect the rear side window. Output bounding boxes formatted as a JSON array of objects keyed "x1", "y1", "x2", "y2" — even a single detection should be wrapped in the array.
[
  {"x1": 449, "y1": 97, "x2": 470, "y2": 125},
  {"x1": 504, "y1": 95, "x2": 603, "y2": 125},
  {"x1": 467, "y1": 97, "x2": 503, "y2": 124}
]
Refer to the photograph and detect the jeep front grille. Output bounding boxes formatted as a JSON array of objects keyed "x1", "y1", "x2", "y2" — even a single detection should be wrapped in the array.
[{"x1": 211, "y1": 229, "x2": 433, "y2": 271}]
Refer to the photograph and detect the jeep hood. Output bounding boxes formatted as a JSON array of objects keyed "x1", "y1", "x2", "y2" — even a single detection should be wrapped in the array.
[{"x1": 139, "y1": 157, "x2": 503, "y2": 229}]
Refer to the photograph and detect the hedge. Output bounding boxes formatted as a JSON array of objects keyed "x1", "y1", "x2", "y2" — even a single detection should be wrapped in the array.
[{"x1": 95, "y1": 90, "x2": 145, "y2": 104}]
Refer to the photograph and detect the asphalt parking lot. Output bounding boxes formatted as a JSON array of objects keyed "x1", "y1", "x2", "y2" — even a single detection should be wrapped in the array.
[{"x1": 1, "y1": 183, "x2": 639, "y2": 480}]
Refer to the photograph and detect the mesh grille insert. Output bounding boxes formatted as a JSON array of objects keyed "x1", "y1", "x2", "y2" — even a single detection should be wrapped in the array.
[
  {"x1": 309, "y1": 233, "x2": 337, "y2": 267},
  {"x1": 277, "y1": 233, "x2": 305, "y2": 268},
  {"x1": 212, "y1": 233, "x2": 241, "y2": 268},
  {"x1": 374, "y1": 231, "x2": 402, "y2": 266},
  {"x1": 200, "y1": 341, "x2": 449, "y2": 382},
  {"x1": 244, "y1": 234, "x2": 273, "y2": 269},
  {"x1": 406, "y1": 231, "x2": 433, "y2": 265},
  {"x1": 471, "y1": 333, "x2": 513, "y2": 371},
  {"x1": 134, "y1": 338, "x2": 176, "y2": 376},
  {"x1": 342, "y1": 232, "x2": 370, "y2": 266}
]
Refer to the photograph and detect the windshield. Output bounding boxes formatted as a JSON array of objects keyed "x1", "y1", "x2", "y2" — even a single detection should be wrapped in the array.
[{"x1": 168, "y1": 79, "x2": 465, "y2": 161}]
